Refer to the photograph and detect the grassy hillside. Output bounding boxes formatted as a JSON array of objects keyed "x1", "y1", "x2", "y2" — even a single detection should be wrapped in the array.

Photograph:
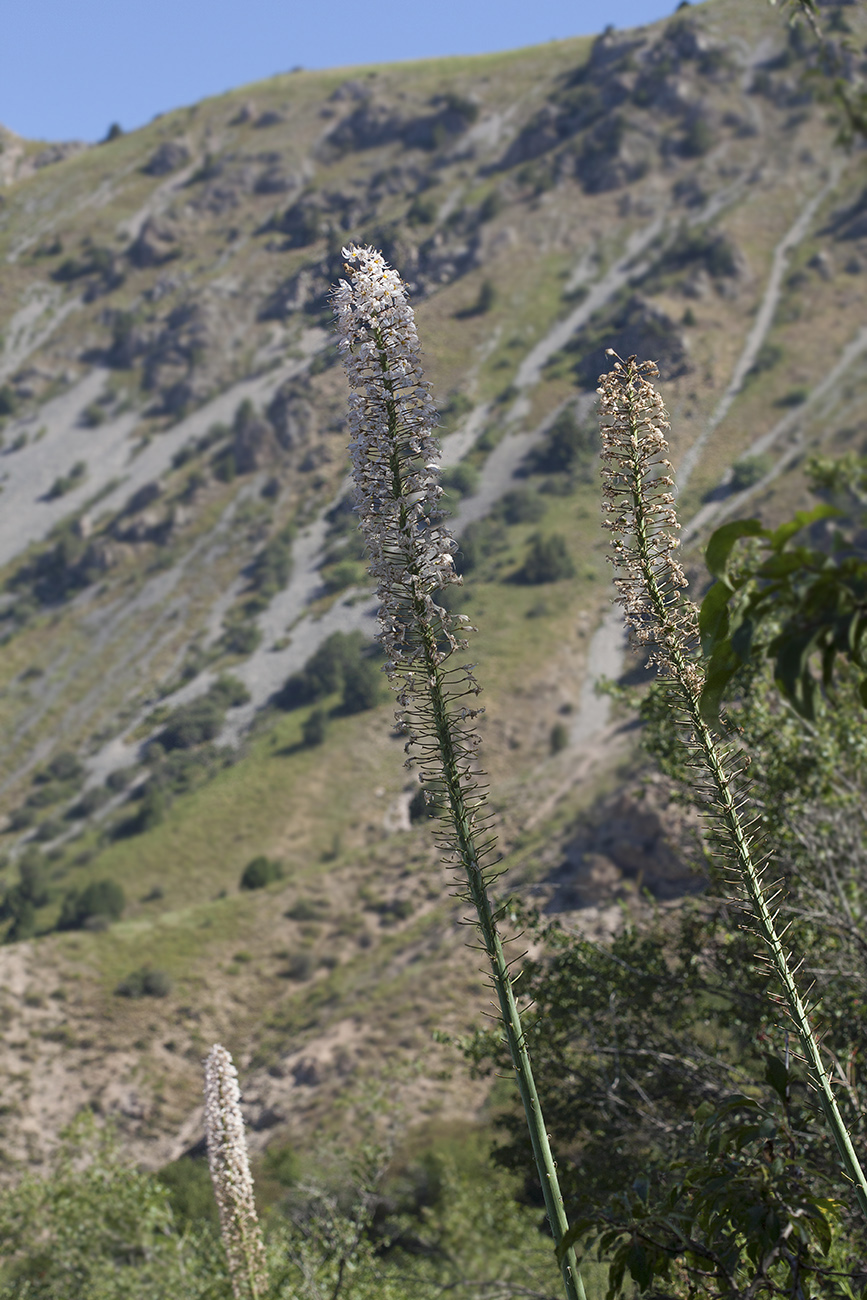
[{"x1": 0, "y1": 0, "x2": 865, "y2": 1173}]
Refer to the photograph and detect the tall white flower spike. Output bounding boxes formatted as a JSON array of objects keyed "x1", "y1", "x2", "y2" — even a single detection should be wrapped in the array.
[{"x1": 203, "y1": 1044, "x2": 269, "y2": 1300}]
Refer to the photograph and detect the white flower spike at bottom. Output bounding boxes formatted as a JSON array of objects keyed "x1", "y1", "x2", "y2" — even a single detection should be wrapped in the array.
[{"x1": 203, "y1": 1044, "x2": 269, "y2": 1300}]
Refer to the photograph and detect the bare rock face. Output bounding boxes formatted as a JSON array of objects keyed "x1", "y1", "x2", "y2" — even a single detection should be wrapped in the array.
[
  {"x1": 551, "y1": 782, "x2": 703, "y2": 909},
  {"x1": 568, "y1": 294, "x2": 691, "y2": 389},
  {"x1": 142, "y1": 140, "x2": 191, "y2": 176},
  {"x1": 232, "y1": 401, "x2": 280, "y2": 472},
  {"x1": 127, "y1": 217, "x2": 180, "y2": 268},
  {"x1": 267, "y1": 380, "x2": 316, "y2": 450}
]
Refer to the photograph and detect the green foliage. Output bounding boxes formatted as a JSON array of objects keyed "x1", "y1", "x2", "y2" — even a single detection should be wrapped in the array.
[
  {"x1": 158, "y1": 676, "x2": 250, "y2": 750},
  {"x1": 239, "y1": 855, "x2": 284, "y2": 890},
  {"x1": 57, "y1": 878, "x2": 125, "y2": 930},
  {"x1": 493, "y1": 487, "x2": 546, "y2": 525},
  {"x1": 0, "y1": 1113, "x2": 209, "y2": 1300},
  {"x1": 46, "y1": 460, "x2": 87, "y2": 500},
  {"x1": 699, "y1": 496, "x2": 867, "y2": 723},
  {"x1": 567, "y1": 1091, "x2": 850, "y2": 1300},
  {"x1": 340, "y1": 656, "x2": 384, "y2": 714},
  {"x1": 156, "y1": 1156, "x2": 219, "y2": 1227},
  {"x1": 729, "y1": 453, "x2": 773, "y2": 491},
  {"x1": 467, "y1": 641, "x2": 867, "y2": 1294},
  {"x1": 302, "y1": 707, "x2": 328, "y2": 747},
  {"x1": 115, "y1": 967, "x2": 173, "y2": 998},
  {"x1": 550, "y1": 721, "x2": 569, "y2": 753},
  {"x1": 526, "y1": 405, "x2": 599, "y2": 478},
  {"x1": 438, "y1": 391, "x2": 473, "y2": 433},
  {"x1": 276, "y1": 630, "x2": 377, "y2": 711},
  {"x1": 454, "y1": 519, "x2": 507, "y2": 575},
  {"x1": 440, "y1": 463, "x2": 480, "y2": 501},
  {"x1": 516, "y1": 532, "x2": 576, "y2": 584},
  {"x1": 248, "y1": 524, "x2": 295, "y2": 598},
  {"x1": 1, "y1": 848, "x2": 49, "y2": 940}
]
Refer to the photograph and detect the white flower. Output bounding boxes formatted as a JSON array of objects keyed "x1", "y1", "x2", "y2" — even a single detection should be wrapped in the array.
[
  {"x1": 334, "y1": 244, "x2": 467, "y2": 696},
  {"x1": 203, "y1": 1044, "x2": 268, "y2": 1300}
]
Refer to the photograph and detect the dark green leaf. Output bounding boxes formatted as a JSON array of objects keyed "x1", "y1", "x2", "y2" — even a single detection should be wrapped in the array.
[
  {"x1": 705, "y1": 519, "x2": 765, "y2": 579},
  {"x1": 764, "y1": 1054, "x2": 789, "y2": 1101},
  {"x1": 698, "y1": 580, "x2": 733, "y2": 657}
]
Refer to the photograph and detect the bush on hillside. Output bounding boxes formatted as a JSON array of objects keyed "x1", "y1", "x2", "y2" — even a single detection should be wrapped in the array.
[
  {"x1": 340, "y1": 658, "x2": 384, "y2": 714},
  {"x1": 302, "y1": 708, "x2": 328, "y2": 747},
  {"x1": 454, "y1": 519, "x2": 507, "y2": 576},
  {"x1": 240, "y1": 856, "x2": 284, "y2": 890},
  {"x1": 158, "y1": 675, "x2": 249, "y2": 750},
  {"x1": 516, "y1": 533, "x2": 575, "y2": 584},
  {"x1": 57, "y1": 879, "x2": 125, "y2": 931},
  {"x1": 115, "y1": 967, "x2": 172, "y2": 998},
  {"x1": 493, "y1": 488, "x2": 546, "y2": 525},
  {"x1": 525, "y1": 406, "x2": 598, "y2": 477},
  {"x1": 276, "y1": 631, "x2": 371, "y2": 710}
]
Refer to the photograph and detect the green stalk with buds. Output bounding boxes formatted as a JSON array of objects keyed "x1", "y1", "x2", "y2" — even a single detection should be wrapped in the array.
[
  {"x1": 597, "y1": 351, "x2": 867, "y2": 1219},
  {"x1": 333, "y1": 244, "x2": 586, "y2": 1300}
]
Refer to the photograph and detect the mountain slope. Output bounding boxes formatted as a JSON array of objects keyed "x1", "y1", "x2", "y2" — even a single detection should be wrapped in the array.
[{"x1": 0, "y1": 0, "x2": 865, "y2": 1171}]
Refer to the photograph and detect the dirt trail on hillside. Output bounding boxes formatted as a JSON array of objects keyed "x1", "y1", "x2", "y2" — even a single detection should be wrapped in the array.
[
  {"x1": 0, "y1": 283, "x2": 81, "y2": 384},
  {"x1": 677, "y1": 162, "x2": 845, "y2": 492}
]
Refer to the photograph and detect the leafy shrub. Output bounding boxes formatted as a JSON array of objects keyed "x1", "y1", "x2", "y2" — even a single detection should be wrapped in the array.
[
  {"x1": 239, "y1": 856, "x2": 284, "y2": 890},
  {"x1": 120, "y1": 781, "x2": 166, "y2": 836},
  {"x1": 46, "y1": 461, "x2": 87, "y2": 500},
  {"x1": 730, "y1": 454, "x2": 773, "y2": 491},
  {"x1": 438, "y1": 391, "x2": 473, "y2": 432},
  {"x1": 407, "y1": 195, "x2": 437, "y2": 226},
  {"x1": 0, "y1": 385, "x2": 17, "y2": 417},
  {"x1": 516, "y1": 533, "x2": 576, "y2": 584},
  {"x1": 286, "y1": 897, "x2": 323, "y2": 922},
  {"x1": 276, "y1": 630, "x2": 368, "y2": 709},
  {"x1": 454, "y1": 519, "x2": 507, "y2": 575},
  {"x1": 156, "y1": 1156, "x2": 218, "y2": 1226},
  {"x1": 67, "y1": 785, "x2": 111, "y2": 819},
  {"x1": 321, "y1": 559, "x2": 366, "y2": 594},
  {"x1": 248, "y1": 523, "x2": 295, "y2": 597},
  {"x1": 34, "y1": 816, "x2": 65, "y2": 842},
  {"x1": 746, "y1": 341, "x2": 783, "y2": 380},
  {"x1": 18, "y1": 849, "x2": 49, "y2": 907},
  {"x1": 58, "y1": 879, "x2": 125, "y2": 930},
  {"x1": 494, "y1": 488, "x2": 546, "y2": 525},
  {"x1": 105, "y1": 766, "x2": 137, "y2": 793},
  {"x1": 302, "y1": 708, "x2": 328, "y2": 747},
  {"x1": 220, "y1": 620, "x2": 262, "y2": 656},
  {"x1": 550, "y1": 722, "x2": 569, "y2": 754},
  {"x1": 158, "y1": 675, "x2": 249, "y2": 750},
  {"x1": 340, "y1": 657, "x2": 383, "y2": 714},
  {"x1": 527, "y1": 406, "x2": 598, "y2": 476},
  {"x1": 441, "y1": 463, "x2": 480, "y2": 500},
  {"x1": 44, "y1": 751, "x2": 85, "y2": 784},
  {"x1": 281, "y1": 951, "x2": 314, "y2": 981},
  {"x1": 115, "y1": 967, "x2": 172, "y2": 998}
]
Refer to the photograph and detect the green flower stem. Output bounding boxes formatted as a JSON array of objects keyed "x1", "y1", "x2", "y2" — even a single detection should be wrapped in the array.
[
  {"x1": 621, "y1": 380, "x2": 867, "y2": 1222},
  {"x1": 418, "y1": 616, "x2": 586, "y2": 1300},
  {"x1": 373, "y1": 332, "x2": 586, "y2": 1300}
]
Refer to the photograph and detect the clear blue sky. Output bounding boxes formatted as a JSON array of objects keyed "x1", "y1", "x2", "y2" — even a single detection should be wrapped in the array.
[{"x1": 1, "y1": 0, "x2": 688, "y2": 144}]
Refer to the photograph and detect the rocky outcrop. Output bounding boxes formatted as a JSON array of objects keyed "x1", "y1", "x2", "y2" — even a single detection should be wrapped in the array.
[
  {"x1": 322, "y1": 92, "x2": 478, "y2": 157},
  {"x1": 142, "y1": 140, "x2": 191, "y2": 176},
  {"x1": 549, "y1": 781, "x2": 703, "y2": 909},
  {"x1": 127, "y1": 217, "x2": 181, "y2": 269},
  {"x1": 266, "y1": 380, "x2": 316, "y2": 450},
  {"x1": 567, "y1": 294, "x2": 691, "y2": 388}
]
